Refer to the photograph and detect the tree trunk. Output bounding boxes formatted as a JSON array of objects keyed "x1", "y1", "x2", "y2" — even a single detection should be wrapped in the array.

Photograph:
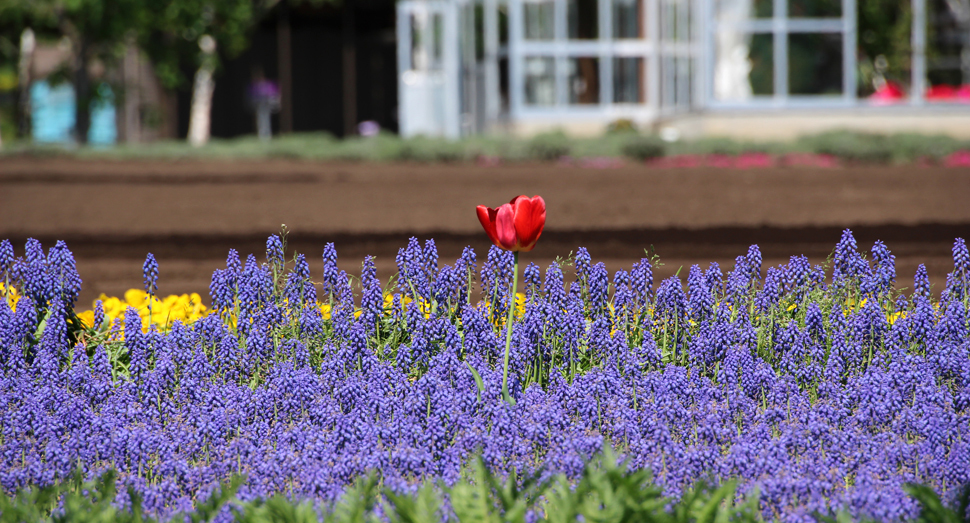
[
  {"x1": 188, "y1": 36, "x2": 217, "y2": 147},
  {"x1": 121, "y1": 39, "x2": 141, "y2": 144},
  {"x1": 277, "y1": 1, "x2": 293, "y2": 134},
  {"x1": 74, "y1": 36, "x2": 91, "y2": 145},
  {"x1": 342, "y1": 0, "x2": 357, "y2": 137},
  {"x1": 17, "y1": 29, "x2": 35, "y2": 142}
]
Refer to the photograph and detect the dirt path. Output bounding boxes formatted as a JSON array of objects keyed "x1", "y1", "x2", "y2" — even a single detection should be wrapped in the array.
[{"x1": 1, "y1": 157, "x2": 967, "y2": 306}]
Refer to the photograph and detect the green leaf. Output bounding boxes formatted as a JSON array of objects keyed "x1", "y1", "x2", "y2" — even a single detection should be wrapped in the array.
[{"x1": 464, "y1": 360, "x2": 486, "y2": 404}]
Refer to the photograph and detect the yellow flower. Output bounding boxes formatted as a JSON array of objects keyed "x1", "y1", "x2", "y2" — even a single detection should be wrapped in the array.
[
  {"x1": 83, "y1": 290, "x2": 211, "y2": 332},
  {"x1": 125, "y1": 288, "x2": 148, "y2": 307},
  {"x1": 843, "y1": 297, "x2": 868, "y2": 316},
  {"x1": 886, "y1": 311, "x2": 907, "y2": 325},
  {"x1": 77, "y1": 310, "x2": 95, "y2": 329},
  {"x1": 0, "y1": 283, "x2": 20, "y2": 311},
  {"x1": 514, "y1": 292, "x2": 526, "y2": 318}
]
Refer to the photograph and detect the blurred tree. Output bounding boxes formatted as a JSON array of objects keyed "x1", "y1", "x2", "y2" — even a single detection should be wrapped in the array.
[
  {"x1": 0, "y1": 1, "x2": 58, "y2": 139},
  {"x1": 137, "y1": 0, "x2": 338, "y2": 145},
  {"x1": 138, "y1": 0, "x2": 258, "y2": 146},
  {"x1": 0, "y1": 0, "x2": 145, "y2": 144}
]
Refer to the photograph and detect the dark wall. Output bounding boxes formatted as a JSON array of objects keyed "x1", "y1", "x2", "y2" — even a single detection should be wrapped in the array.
[{"x1": 178, "y1": 0, "x2": 398, "y2": 139}]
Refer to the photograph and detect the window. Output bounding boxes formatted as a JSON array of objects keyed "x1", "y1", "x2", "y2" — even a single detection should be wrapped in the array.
[
  {"x1": 711, "y1": 0, "x2": 848, "y2": 103},
  {"x1": 568, "y1": 0, "x2": 599, "y2": 39},
  {"x1": 569, "y1": 57, "x2": 600, "y2": 103},
  {"x1": 614, "y1": 57, "x2": 645, "y2": 102},
  {"x1": 525, "y1": 57, "x2": 556, "y2": 105},
  {"x1": 789, "y1": 33, "x2": 843, "y2": 95},
  {"x1": 524, "y1": 1, "x2": 555, "y2": 40},
  {"x1": 613, "y1": 0, "x2": 643, "y2": 39}
]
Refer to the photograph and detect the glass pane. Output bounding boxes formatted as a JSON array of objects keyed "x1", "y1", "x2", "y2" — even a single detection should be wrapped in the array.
[
  {"x1": 788, "y1": 33, "x2": 843, "y2": 95},
  {"x1": 568, "y1": 0, "x2": 599, "y2": 39},
  {"x1": 857, "y1": 0, "x2": 909, "y2": 98},
  {"x1": 925, "y1": 0, "x2": 964, "y2": 99},
  {"x1": 755, "y1": 0, "x2": 772, "y2": 18},
  {"x1": 660, "y1": 0, "x2": 675, "y2": 40},
  {"x1": 568, "y1": 57, "x2": 600, "y2": 103},
  {"x1": 525, "y1": 57, "x2": 556, "y2": 105},
  {"x1": 613, "y1": 0, "x2": 643, "y2": 39},
  {"x1": 660, "y1": 0, "x2": 691, "y2": 41},
  {"x1": 432, "y1": 14, "x2": 443, "y2": 67},
  {"x1": 410, "y1": 14, "x2": 426, "y2": 70},
  {"x1": 661, "y1": 56, "x2": 674, "y2": 105},
  {"x1": 788, "y1": 0, "x2": 841, "y2": 17},
  {"x1": 714, "y1": 32, "x2": 773, "y2": 99},
  {"x1": 613, "y1": 57, "x2": 644, "y2": 102},
  {"x1": 716, "y1": 0, "x2": 772, "y2": 20},
  {"x1": 474, "y1": 4, "x2": 484, "y2": 61},
  {"x1": 677, "y1": 2, "x2": 690, "y2": 42},
  {"x1": 524, "y1": 2, "x2": 554, "y2": 40},
  {"x1": 749, "y1": 33, "x2": 773, "y2": 95},
  {"x1": 676, "y1": 57, "x2": 692, "y2": 105}
]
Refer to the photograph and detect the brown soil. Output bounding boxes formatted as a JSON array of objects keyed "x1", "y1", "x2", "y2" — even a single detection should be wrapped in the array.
[{"x1": 1, "y1": 157, "x2": 967, "y2": 307}]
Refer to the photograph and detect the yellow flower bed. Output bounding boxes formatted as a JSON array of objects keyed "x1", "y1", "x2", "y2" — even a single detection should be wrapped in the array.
[{"x1": 77, "y1": 289, "x2": 210, "y2": 332}]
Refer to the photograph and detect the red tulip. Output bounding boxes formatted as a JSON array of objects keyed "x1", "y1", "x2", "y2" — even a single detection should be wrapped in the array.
[{"x1": 476, "y1": 195, "x2": 546, "y2": 252}]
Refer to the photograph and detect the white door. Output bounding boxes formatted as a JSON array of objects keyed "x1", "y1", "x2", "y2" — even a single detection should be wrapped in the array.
[{"x1": 397, "y1": 0, "x2": 461, "y2": 138}]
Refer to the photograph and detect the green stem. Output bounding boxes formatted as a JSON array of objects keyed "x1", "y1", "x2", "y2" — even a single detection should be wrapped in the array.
[{"x1": 502, "y1": 252, "x2": 519, "y2": 406}]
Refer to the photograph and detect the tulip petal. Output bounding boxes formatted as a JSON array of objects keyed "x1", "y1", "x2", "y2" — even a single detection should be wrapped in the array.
[
  {"x1": 495, "y1": 203, "x2": 518, "y2": 250},
  {"x1": 512, "y1": 195, "x2": 546, "y2": 252},
  {"x1": 476, "y1": 205, "x2": 501, "y2": 247}
]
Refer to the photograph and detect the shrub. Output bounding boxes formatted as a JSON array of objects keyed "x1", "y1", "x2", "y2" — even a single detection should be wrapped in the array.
[
  {"x1": 620, "y1": 135, "x2": 666, "y2": 161},
  {"x1": 527, "y1": 131, "x2": 571, "y2": 161},
  {"x1": 805, "y1": 130, "x2": 896, "y2": 163},
  {"x1": 605, "y1": 118, "x2": 638, "y2": 134}
]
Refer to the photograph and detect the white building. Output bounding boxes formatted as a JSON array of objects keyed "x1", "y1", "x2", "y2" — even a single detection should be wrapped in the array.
[{"x1": 396, "y1": 0, "x2": 970, "y2": 139}]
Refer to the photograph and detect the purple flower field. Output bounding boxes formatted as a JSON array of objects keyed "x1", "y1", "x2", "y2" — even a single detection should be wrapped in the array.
[{"x1": 0, "y1": 231, "x2": 968, "y2": 522}]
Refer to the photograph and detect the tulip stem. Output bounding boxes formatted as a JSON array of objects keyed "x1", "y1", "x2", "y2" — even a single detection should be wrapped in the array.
[{"x1": 502, "y1": 251, "x2": 519, "y2": 406}]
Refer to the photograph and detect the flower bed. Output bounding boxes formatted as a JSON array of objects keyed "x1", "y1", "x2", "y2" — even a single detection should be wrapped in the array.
[{"x1": 0, "y1": 232, "x2": 968, "y2": 521}]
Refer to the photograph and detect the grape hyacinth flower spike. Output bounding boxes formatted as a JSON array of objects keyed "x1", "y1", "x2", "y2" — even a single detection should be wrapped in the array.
[
  {"x1": 144, "y1": 253, "x2": 159, "y2": 319},
  {"x1": 476, "y1": 195, "x2": 546, "y2": 405}
]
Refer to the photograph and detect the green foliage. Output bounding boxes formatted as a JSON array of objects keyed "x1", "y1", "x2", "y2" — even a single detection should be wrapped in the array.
[
  {"x1": 0, "y1": 449, "x2": 760, "y2": 523},
  {"x1": 797, "y1": 130, "x2": 970, "y2": 164},
  {"x1": 905, "y1": 483, "x2": 970, "y2": 523},
  {"x1": 4, "y1": 129, "x2": 970, "y2": 165},
  {"x1": 803, "y1": 131, "x2": 896, "y2": 163},
  {"x1": 391, "y1": 135, "x2": 468, "y2": 163},
  {"x1": 664, "y1": 136, "x2": 777, "y2": 157},
  {"x1": 527, "y1": 131, "x2": 572, "y2": 161},
  {"x1": 5, "y1": 452, "x2": 968, "y2": 523},
  {"x1": 236, "y1": 476, "x2": 381, "y2": 523},
  {"x1": 605, "y1": 119, "x2": 638, "y2": 134},
  {"x1": 620, "y1": 135, "x2": 665, "y2": 161},
  {"x1": 384, "y1": 482, "x2": 445, "y2": 523},
  {"x1": 0, "y1": 469, "x2": 240, "y2": 523},
  {"x1": 235, "y1": 496, "x2": 324, "y2": 523},
  {"x1": 139, "y1": 0, "x2": 257, "y2": 90},
  {"x1": 875, "y1": 133, "x2": 966, "y2": 162}
]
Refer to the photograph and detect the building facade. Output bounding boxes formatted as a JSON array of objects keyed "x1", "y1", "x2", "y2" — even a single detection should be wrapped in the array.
[{"x1": 397, "y1": 0, "x2": 970, "y2": 138}]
